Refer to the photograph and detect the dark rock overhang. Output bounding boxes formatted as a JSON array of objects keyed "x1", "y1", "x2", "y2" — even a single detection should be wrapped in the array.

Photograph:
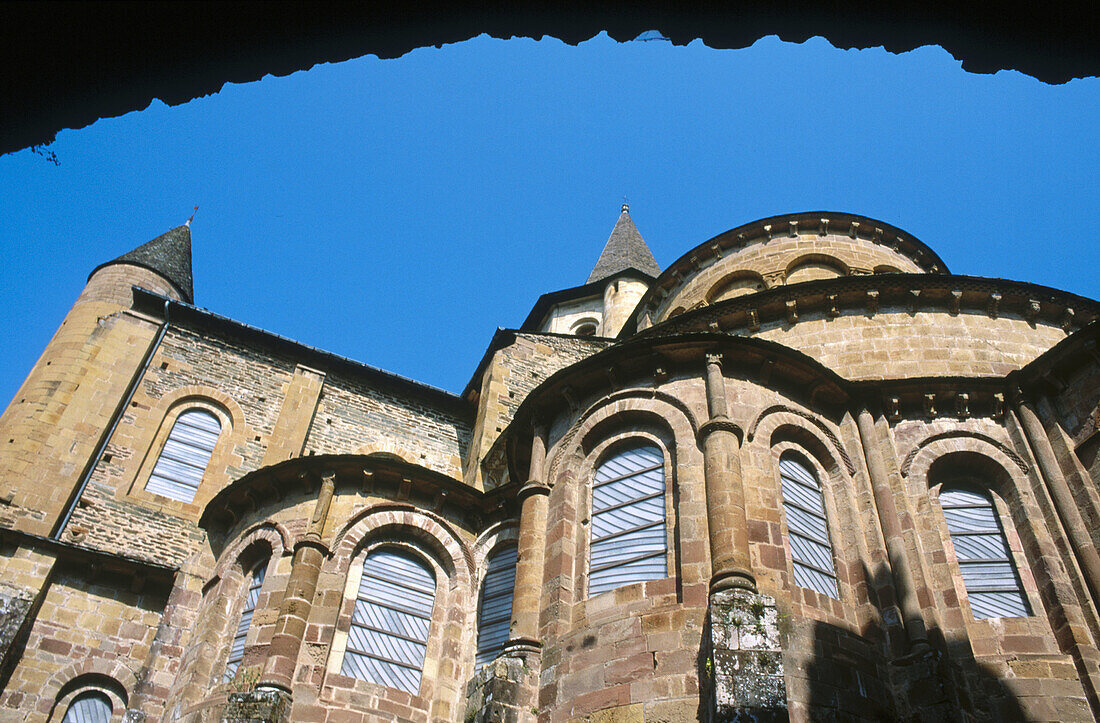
[
  {"x1": 623, "y1": 212, "x2": 950, "y2": 335},
  {"x1": 4, "y1": 3, "x2": 1097, "y2": 156}
]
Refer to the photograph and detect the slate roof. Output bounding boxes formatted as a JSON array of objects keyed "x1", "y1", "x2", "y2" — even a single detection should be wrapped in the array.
[
  {"x1": 586, "y1": 205, "x2": 661, "y2": 284},
  {"x1": 91, "y1": 224, "x2": 194, "y2": 303}
]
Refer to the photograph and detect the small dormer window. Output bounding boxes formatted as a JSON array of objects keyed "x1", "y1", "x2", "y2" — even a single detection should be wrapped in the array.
[{"x1": 571, "y1": 317, "x2": 599, "y2": 337}]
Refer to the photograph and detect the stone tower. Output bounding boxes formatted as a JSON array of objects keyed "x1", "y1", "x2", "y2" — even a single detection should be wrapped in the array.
[{"x1": 0, "y1": 224, "x2": 193, "y2": 537}]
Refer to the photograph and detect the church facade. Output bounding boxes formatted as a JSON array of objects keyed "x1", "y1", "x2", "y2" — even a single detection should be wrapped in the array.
[{"x1": 1, "y1": 207, "x2": 1099, "y2": 721}]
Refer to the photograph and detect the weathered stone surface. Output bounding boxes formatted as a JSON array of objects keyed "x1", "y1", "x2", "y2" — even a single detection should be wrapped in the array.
[{"x1": 707, "y1": 590, "x2": 787, "y2": 721}]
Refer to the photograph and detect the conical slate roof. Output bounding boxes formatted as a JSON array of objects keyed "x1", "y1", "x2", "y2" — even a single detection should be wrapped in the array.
[
  {"x1": 91, "y1": 223, "x2": 194, "y2": 303},
  {"x1": 586, "y1": 205, "x2": 661, "y2": 284}
]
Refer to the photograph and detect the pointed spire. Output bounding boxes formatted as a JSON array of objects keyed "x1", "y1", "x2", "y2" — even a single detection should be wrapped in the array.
[
  {"x1": 586, "y1": 204, "x2": 661, "y2": 284},
  {"x1": 91, "y1": 223, "x2": 194, "y2": 303}
]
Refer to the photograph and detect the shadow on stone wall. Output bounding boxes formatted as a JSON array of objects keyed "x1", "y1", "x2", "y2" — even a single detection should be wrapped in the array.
[{"x1": 803, "y1": 562, "x2": 1027, "y2": 721}]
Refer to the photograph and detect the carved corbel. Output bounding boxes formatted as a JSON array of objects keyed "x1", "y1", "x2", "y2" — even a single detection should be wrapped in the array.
[
  {"x1": 950, "y1": 290, "x2": 963, "y2": 315},
  {"x1": 1062, "y1": 307, "x2": 1076, "y2": 332},
  {"x1": 848, "y1": 221, "x2": 860, "y2": 239},
  {"x1": 788, "y1": 220, "x2": 799, "y2": 237},
  {"x1": 763, "y1": 223, "x2": 775, "y2": 241},
  {"x1": 955, "y1": 393, "x2": 970, "y2": 420},
  {"x1": 865, "y1": 289, "x2": 880, "y2": 315},
  {"x1": 923, "y1": 393, "x2": 937, "y2": 419},
  {"x1": 397, "y1": 478, "x2": 412, "y2": 500},
  {"x1": 908, "y1": 289, "x2": 922, "y2": 314},
  {"x1": 785, "y1": 299, "x2": 799, "y2": 325},
  {"x1": 763, "y1": 271, "x2": 786, "y2": 289},
  {"x1": 361, "y1": 468, "x2": 374, "y2": 495},
  {"x1": 991, "y1": 392, "x2": 1005, "y2": 420},
  {"x1": 873, "y1": 227, "x2": 885, "y2": 245},
  {"x1": 747, "y1": 309, "x2": 760, "y2": 332},
  {"x1": 987, "y1": 293, "x2": 1002, "y2": 319},
  {"x1": 826, "y1": 295, "x2": 840, "y2": 318},
  {"x1": 1026, "y1": 299, "x2": 1041, "y2": 324},
  {"x1": 818, "y1": 218, "x2": 830, "y2": 236}
]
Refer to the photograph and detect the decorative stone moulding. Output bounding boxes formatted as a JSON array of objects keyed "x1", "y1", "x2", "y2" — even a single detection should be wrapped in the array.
[
  {"x1": 198, "y1": 454, "x2": 508, "y2": 537},
  {"x1": 630, "y1": 274, "x2": 1098, "y2": 341},
  {"x1": 630, "y1": 211, "x2": 952, "y2": 328}
]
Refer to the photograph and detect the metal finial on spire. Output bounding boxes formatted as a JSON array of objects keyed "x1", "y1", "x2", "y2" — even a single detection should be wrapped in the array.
[
  {"x1": 185, "y1": 205, "x2": 198, "y2": 227},
  {"x1": 622, "y1": 196, "x2": 629, "y2": 214}
]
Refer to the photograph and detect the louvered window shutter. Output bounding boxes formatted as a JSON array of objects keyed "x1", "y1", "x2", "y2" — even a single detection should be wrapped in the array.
[
  {"x1": 589, "y1": 444, "x2": 667, "y2": 597},
  {"x1": 225, "y1": 560, "x2": 268, "y2": 680},
  {"x1": 342, "y1": 550, "x2": 436, "y2": 694},
  {"x1": 939, "y1": 487, "x2": 1030, "y2": 618},
  {"x1": 62, "y1": 691, "x2": 112, "y2": 723},
  {"x1": 779, "y1": 454, "x2": 839, "y2": 598},
  {"x1": 476, "y1": 545, "x2": 517, "y2": 669},
  {"x1": 145, "y1": 408, "x2": 221, "y2": 503}
]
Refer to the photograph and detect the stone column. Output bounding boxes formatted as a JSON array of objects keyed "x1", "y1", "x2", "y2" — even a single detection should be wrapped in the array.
[
  {"x1": 467, "y1": 430, "x2": 546, "y2": 723},
  {"x1": 699, "y1": 354, "x2": 786, "y2": 720},
  {"x1": 506, "y1": 426, "x2": 549, "y2": 652},
  {"x1": 700, "y1": 353, "x2": 755, "y2": 593},
  {"x1": 1013, "y1": 391, "x2": 1100, "y2": 608},
  {"x1": 855, "y1": 407, "x2": 928, "y2": 651},
  {"x1": 235, "y1": 470, "x2": 335, "y2": 720}
]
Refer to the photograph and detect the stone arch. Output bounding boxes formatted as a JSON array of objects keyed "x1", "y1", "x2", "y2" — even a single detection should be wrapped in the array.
[
  {"x1": 545, "y1": 391, "x2": 702, "y2": 606},
  {"x1": 904, "y1": 431, "x2": 1029, "y2": 487},
  {"x1": 353, "y1": 439, "x2": 423, "y2": 465},
  {"x1": 323, "y1": 507, "x2": 474, "y2": 714},
  {"x1": 330, "y1": 505, "x2": 473, "y2": 591},
  {"x1": 901, "y1": 430, "x2": 1029, "y2": 479},
  {"x1": 210, "y1": 520, "x2": 291, "y2": 583},
  {"x1": 705, "y1": 270, "x2": 767, "y2": 304},
  {"x1": 750, "y1": 409, "x2": 862, "y2": 603},
  {"x1": 125, "y1": 385, "x2": 251, "y2": 509},
  {"x1": 472, "y1": 520, "x2": 519, "y2": 573},
  {"x1": 42, "y1": 660, "x2": 136, "y2": 718},
  {"x1": 785, "y1": 253, "x2": 850, "y2": 284},
  {"x1": 747, "y1": 405, "x2": 855, "y2": 475},
  {"x1": 547, "y1": 389, "x2": 702, "y2": 484}
]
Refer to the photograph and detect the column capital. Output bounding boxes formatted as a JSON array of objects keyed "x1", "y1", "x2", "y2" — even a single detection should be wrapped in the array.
[
  {"x1": 517, "y1": 482, "x2": 550, "y2": 502},
  {"x1": 697, "y1": 417, "x2": 740, "y2": 443}
]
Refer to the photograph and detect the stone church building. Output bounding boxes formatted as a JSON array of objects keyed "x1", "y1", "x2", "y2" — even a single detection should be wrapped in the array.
[{"x1": 1, "y1": 207, "x2": 1099, "y2": 722}]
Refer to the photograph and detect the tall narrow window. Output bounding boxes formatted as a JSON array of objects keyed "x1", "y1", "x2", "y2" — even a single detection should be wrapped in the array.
[
  {"x1": 589, "y1": 443, "x2": 667, "y2": 597},
  {"x1": 145, "y1": 408, "x2": 221, "y2": 503},
  {"x1": 225, "y1": 559, "x2": 268, "y2": 680},
  {"x1": 61, "y1": 691, "x2": 112, "y2": 723},
  {"x1": 779, "y1": 453, "x2": 839, "y2": 598},
  {"x1": 475, "y1": 545, "x2": 517, "y2": 669},
  {"x1": 939, "y1": 487, "x2": 1030, "y2": 618},
  {"x1": 342, "y1": 549, "x2": 436, "y2": 694}
]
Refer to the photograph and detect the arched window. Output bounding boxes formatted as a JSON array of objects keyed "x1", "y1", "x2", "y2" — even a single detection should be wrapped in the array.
[
  {"x1": 342, "y1": 549, "x2": 436, "y2": 694},
  {"x1": 61, "y1": 690, "x2": 112, "y2": 723},
  {"x1": 145, "y1": 408, "x2": 221, "y2": 503},
  {"x1": 475, "y1": 545, "x2": 517, "y2": 669},
  {"x1": 589, "y1": 443, "x2": 667, "y2": 597},
  {"x1": 778, "y1": 453, "x2": 839, "y2": 598},
  {"x1": 225, "y1": 559, "x2": 268, "y2": 680},
  {"x1": 939, "y1": 487, "x2": 1030, "y2": 618}
]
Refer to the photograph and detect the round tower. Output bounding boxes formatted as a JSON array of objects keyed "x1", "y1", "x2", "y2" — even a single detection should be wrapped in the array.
[{"x1": 0, "y1": 223, "x2": 193, "y2": 536}]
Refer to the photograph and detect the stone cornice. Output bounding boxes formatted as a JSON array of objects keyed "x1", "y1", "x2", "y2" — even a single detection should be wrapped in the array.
[{"x1": 627, "y1": 273, "x2": 1099, "y2": 340}]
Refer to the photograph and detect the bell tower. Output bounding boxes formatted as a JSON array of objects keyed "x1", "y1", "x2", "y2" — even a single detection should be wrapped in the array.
[{"x1": 0, "y1": 223, "x2": 193, "y2": 536}]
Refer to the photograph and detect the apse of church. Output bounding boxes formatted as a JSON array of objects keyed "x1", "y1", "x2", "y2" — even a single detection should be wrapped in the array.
[{"x1": 1, "y1": 207, "x2": 1099, "y2": 721}]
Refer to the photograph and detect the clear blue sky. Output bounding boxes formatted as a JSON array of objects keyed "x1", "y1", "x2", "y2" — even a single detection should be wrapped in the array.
[{"x1": 0, "y1": 33, "x2": 1097, "y2": 404}]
